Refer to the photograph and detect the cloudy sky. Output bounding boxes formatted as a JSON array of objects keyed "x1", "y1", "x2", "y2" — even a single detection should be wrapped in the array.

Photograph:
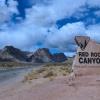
[{"x1": 0, "y1": 0, "x2": 100, "y2": 56}]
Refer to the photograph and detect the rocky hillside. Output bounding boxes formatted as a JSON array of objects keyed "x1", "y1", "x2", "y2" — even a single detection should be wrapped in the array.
[
  {"x1": 0, "y1": 46, "x2": 28, "y2": 62},
  {"x1": 52, "y1": 53, "x2": 67, "y2": 62},
  {"x1": 0, "y1": 46, "x2": 67, "y2": 63},
  {"x1": 28, "y1": 48, "x2": 53, "y2": 63}
]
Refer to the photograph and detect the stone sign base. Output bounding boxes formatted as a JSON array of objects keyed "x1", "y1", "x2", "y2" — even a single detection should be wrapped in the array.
[
  {"x1": 73, "y1": 36, "x2": 100, "y2": 77},
  {"x1": 74, "y1": 67, "x2": 100, "y2": 77}
]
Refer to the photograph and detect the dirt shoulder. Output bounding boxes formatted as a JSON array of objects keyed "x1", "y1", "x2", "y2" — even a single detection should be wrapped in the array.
[{"x1": 0, "y1": 67, "x2": 100, "y2": 100}]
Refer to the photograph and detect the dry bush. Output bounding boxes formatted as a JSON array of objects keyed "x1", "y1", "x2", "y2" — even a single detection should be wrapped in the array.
[{"x1": 23, "y1": 62, "x2": 72, "y2": 82}]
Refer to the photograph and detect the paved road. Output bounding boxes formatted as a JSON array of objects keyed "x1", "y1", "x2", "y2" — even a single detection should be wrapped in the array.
[{"x1": 0, "y1": 64, "x2": 43, "y2": 85}]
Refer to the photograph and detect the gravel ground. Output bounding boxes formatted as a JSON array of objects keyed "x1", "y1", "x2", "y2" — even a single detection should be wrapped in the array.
[{"x1": 0, "y1": 67, "x2": 100, "y2": 100}]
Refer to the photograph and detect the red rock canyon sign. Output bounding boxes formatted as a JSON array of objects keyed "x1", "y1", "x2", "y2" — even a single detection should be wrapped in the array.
[{"x1": 73, "y1": 36, "x2": 100, "y2": 67}]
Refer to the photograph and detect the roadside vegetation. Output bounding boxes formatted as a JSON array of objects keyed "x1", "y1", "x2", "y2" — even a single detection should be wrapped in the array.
[
  {"x1": 23, "y1": 58, "x2": 73, "y2": 82},
  {"x1": 0, "y1": 62, "x2": 34, "y2": 69}
]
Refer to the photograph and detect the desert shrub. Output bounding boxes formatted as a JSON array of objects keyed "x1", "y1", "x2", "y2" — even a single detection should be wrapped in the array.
[
  {"x1": 23, "y1": 62, "x2": 73, "y2": 82},
  {"x1": 43, "y1": 71, "x2": 57, "y2": 78},
  {"x1": 36, "y1": 67, "x2": 46, "y2": 73}
]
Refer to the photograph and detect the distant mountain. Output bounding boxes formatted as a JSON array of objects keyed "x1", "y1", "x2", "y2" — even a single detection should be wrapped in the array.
[
  {"x1": 28, "y1": 48, "x2": 52, "y2": 63},
  {"x1": 0, "y1": 46, "x2": 67, "y2": 63},
  {"x1": 52, "y1": 53, "x2": 67, "y2": 62},
  {"x1": 0, "y1": 46, "x2": 28, "y2": 62}
]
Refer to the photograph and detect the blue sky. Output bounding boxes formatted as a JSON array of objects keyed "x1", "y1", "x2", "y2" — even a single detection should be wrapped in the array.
[{"x1": 0, "y1": 0, "x2": 100, "y2": 56}]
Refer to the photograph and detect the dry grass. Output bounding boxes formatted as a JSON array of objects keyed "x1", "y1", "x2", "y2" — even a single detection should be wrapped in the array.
[
  {"x1": 0, "y1": 62, "x2": 34, "y2": 68},
  {"x1": 23, "y1": 62, "x2": 73, "y2": 82}
]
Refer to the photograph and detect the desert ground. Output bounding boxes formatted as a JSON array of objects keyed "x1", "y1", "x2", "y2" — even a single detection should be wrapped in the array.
[{"x1": 0, "y1": 64, "x2": 100, "y2": 100}]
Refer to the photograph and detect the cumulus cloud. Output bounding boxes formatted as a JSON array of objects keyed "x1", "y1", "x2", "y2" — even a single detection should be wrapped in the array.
[
  {"x1": 0, "y1": 0, "x2": 100, "y2": 56},
  {"x1": 45, "y1": 22, "x2": 86, "y2": 51},
  {"x1": 50, "y1": 0, "x2": 86, "y2": 20},
  {"x1": 86, "y1": 24, "x2": 100, "y2": 42},
  {"x1": 0, "y1": 0, "x2": 18, "y2": 24}
]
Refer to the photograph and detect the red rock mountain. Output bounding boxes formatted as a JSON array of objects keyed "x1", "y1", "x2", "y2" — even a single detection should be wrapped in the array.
[{"x1": 0, "y1": 46, "x2": 67, "y2": 63}]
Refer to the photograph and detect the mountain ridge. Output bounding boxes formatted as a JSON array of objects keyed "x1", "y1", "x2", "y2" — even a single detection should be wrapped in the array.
[{"x1": 0, "y1": 46, "x2": 67, "y2": 63}]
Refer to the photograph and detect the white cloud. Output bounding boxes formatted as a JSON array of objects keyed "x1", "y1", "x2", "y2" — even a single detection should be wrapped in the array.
[
  {"x1": 0, "y1": 0, "x2": 18, "y2": 24},
  {"x1": 86, "y1": 24, "x2": 100, "y2": 42},
  {"x1": 50, "y1": 0, "x2": 87, "y2": 20},
  {"x1": 25, "y1": 6, "x2": 55, "y2": 27},
  {"x1": 0, "y1": 0, "x2": 100, "y2": 53},
  {"x1": 45, "y1": 22, "x2": 86, "y2": 51}
]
